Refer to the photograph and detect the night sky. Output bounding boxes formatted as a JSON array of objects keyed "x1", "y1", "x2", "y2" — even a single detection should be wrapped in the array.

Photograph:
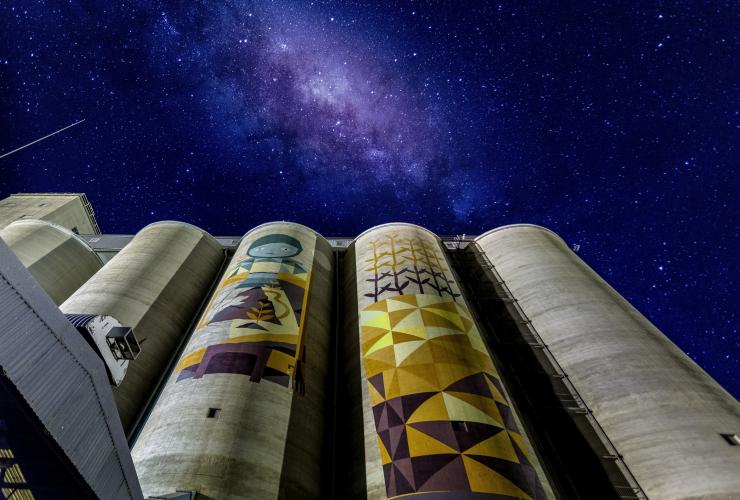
[{"x1": 1, "y1": 2, "x2": 738, "y2": 397}]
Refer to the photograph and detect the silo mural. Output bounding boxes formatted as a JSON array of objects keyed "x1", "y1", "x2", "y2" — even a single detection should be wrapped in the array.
[
  {"x1": 133, "y1": 222, "x2": 334, "y2": 499},
  {"x1": 174, "y1": 231, "x2": 313, "y2": 388},
  {"x1": 352, "y1": 224, "x2": 547, "y2": 499}
]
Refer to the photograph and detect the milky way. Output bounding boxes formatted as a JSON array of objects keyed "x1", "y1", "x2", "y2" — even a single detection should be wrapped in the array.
[
  {"x1": 151, "y1": 3, "x2": 447, "y2": 194},
  {"x1": 0, "y1": 2, "x2": 738, "y2": 397}
]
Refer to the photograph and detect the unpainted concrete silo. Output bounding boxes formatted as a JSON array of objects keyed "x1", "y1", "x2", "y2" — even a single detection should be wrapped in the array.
[
  {"x1": 341, "y1": 223, "x2": 551, "y2": 500},
  {"x1": 0, "y1": 219, "x2": 103, "y2": 304},
  {"x1": 60, "y1": 221, "x2": 224, "y2": 436},
  {"x1": 132, "y1": 222, "x2": 334, "y2": 500},
  {"x1": 474, "y1": 224, "x2": 740, "y2": 499}
]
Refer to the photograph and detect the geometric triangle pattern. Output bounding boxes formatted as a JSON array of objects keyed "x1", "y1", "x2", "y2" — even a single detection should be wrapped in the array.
[{"x1": 361, "y1": 293, "x2": 546, "y2": 499}]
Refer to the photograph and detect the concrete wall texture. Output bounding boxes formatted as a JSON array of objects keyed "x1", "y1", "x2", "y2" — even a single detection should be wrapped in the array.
[
  {"x1": 346, "y1": 223, "x2": 550, "y2": 500},
  {"x1": 0, "y1": 193, "x2": 99, "y2": 233},
  {"x1": 133, "y1": 222, "x2": 334, "y2": 500},
  {"x1": 475, "y1": 224, "x2": 740, "y2": 499},
  {"x1": 0, "y1": 219, "x2": 103, "y2": 304},
  {"x1": 60, "y1": 221, "x2": 224, "y2": 435}
]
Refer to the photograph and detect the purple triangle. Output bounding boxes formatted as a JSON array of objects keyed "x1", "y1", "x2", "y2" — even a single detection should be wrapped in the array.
[
  {"x1": 496, "y1": 402, "x2": 519, "y2": 431},
  {"x1": 374, "y1": 403, "x2": 389, "y2": 431},
  {"x1": 368, "y1": 373, "x2": 385, "y2": 398},
  {"x1": 392, "y1": 462, "x2": 415, "y2": 496},
  {"x1": 393, "y1": 457, "x2": 416, "y2": 490},
  {"x1": 410, "y1": 454, "x2": 460, "y2": 490},
  {"x1": 415, "y1": 455, "x2": 469, "y2": 492},
  {"x1": 400, "y1": 392, "x2": 436, "y2": 420},
  {"x1": 386, "y1": 402, "x2": 404, "y2": 428},
  {"x1": 455, "y1": 422, "x2": 504, "y2": 452},
  {"x1": 444, "y1": 372, "x2": 492, "y2": 398},
  {"x1": 386, "y1": 463, "x2": 397, "y2": 498},
  {"x1": 466, "y1": 455, "x2": 540, "y2": 498},
  {"x1": 408, "y1": 421, "x2": 461, "y2": 452},
  {"x1": 378, "y1": 429, "x2": 392, "y2": 457},
  {"x1": 387, "y1": 397, "x2": 405, "y2": 423},
  {"x1": 389, "y1": 425, "x2": 408, "y2": 459}
]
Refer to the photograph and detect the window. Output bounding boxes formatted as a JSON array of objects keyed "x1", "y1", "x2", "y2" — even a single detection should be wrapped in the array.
[
  {"x1": 71, "y1": 226, "x2": 79, "y2": 234},
  {"x1": 38, "y1": 203, "x2": 47, "y2": 207},
  {"x1": 721, "y1": 433, "x2": 740, "y2": 446},
  {"x1": 206, "y1": 408, "x2": 221, "y2": 419},
  {"x1": 451, "y1": 421, "x2": 468, "y2": 432}
]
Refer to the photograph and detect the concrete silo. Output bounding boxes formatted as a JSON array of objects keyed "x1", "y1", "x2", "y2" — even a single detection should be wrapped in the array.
[
  {"x1": 60, "y1": 221, "x2": 224, "y2": 437},
  {"x1": 0, "y1": 219, "x2": 103, "y2": 304},
  {"x1": 474, "y1": 224, "x2": 740, "y2": 499},
  {"x1": 341, "y1": 223, "x2": 550, "y2": 500},
  {"x1": 132, "y1": 222, "x2": 334, "y2": 500}
]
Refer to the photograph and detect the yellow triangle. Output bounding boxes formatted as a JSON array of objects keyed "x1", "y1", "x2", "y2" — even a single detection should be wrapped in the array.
[
  {"x1": 463, "y1": 431, "x2": 519, "y2": 462},
  {"x1": 364, "y1": 300, "x2": 389, "y2": 312},
  {"x1": 406, "y1": 425, "x2": 459, "y2": 456},
  {"x1": 394, "y1": 340, "x2": 426, "y2": 365},
  {"x1": 377, "y1": 436, "x2": 392, "y2": 465},
  {"x1": 392, "y1": 323, "x2": 428, "y2": 340},
  {"x1": 508, "y1": 431, "x2": 533, "y2": 463},
  {"x1": 360, "y1": 310, "x2": 391, "y2": 330},
  {"x1": 462, "y1": 456, "x2": 532, "y2": 499},
  {"x1": 445, "y1": 391, "x2": 503, "y2": 426},
  {"x1": 365, "y1": 331, "x2": 394, "y2": 356},
  {"x1": 368, "y1": 381, "x2": 385, "y2": 405},
  {"x1": 392, "y1": 309, "x2": 423, "y2": 331},
  {"x1": 387, "y1": 297, "x2": 418, "y2": 311},
  {"x1": 442, "y1": 393, "x2": 502, "y2": 428},
  {"x1": 425, "y1": 307, "x2": 465, "y2": 330},
  {"x1": 407, "y1": 393, "x2": 449, "y2": 423}
]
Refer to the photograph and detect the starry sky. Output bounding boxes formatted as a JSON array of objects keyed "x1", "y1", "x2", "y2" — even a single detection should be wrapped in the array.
[{"x1": 1, "y1": 2, "x2": 738, "y2": 397}]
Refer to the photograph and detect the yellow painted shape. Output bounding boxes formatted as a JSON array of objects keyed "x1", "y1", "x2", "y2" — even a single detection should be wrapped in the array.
[
  {"x1": 225, "y1": 333, "x2": 298, "y2": 344},
  {"x1": 421, "y1": 309, "x2": 463, "y2": 331},
  {"x1": 391, "y1": 323, "x2": 427, "y2": 340},
  {"x1": 361, "y1": 310, "x2": 392, "y2": 330},
  {"x1": 369, "y1": 381, "x2": 385, "y2": 405},
  {"x1": 485, "y1": 377, "x2": 508, "y2": 404},
  {"x1": 365, "y1": 331, "x2": 394, "y2": 356},
  {"x1": 266, "y1": 349, "x2": 294, "y2": 375},
  {"x1": 389, "y1": 308, "x2": 416, "y2": 328},
  {"x1": 424, "y1": 308, "x2": 465, "y2": 331},
  {"x1": 396, "y1": 365, "x2": 440, "y2": 395},
  {"x1": 407, "y1": 393, "x2": 450, "y2": 423},
  {"x1": 364, "y1": 356, "x2": 397, "y2": 379},
  {"x1": 385, "y1": 298, "x2": 416, "y2": 312},
  {"x1": 361, "y1": 325, "x2": 391, "y2": 351},
  {"x1": 508, "y1": 431, "x2": 533, "y2": 462},
  {"x1": 393, "y1": 340, "x2": 426, "y2": 365},
  {"x1": 462, "y1": 455, "x2": 532, "y2": 499},
  {"x1": 383, "y1": 369, "x2": 402, "y2": 400},
  {"x1": 378, "y1": 436, "x2": 392, "y2": 465},
  {"x1": 433, "y1": 363, "x2": 479, "y2": 390},
  {"x1": 176, "y1": 348, "x2": 205, "y2": 371},
  {"x1": 406, "y1": 425, "x2": 459, "y2": 456},
  {"x1": 463, "y1": 430, "x2": 519, "y2": 462},
  {"x1": 445, "y1": 391, "x2": 503, "y2": 426},
  {"x1": 442, "y1": 393, "x2": 503, "y2": 428},
  {"x1": 364, "y1": 300, "x2": 389, "y2": 312}
]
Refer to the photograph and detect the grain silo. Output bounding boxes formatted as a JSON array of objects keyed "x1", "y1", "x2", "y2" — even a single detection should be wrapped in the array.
[
  {"x1": 132, "y1": 222, "x2": 334, "y2": 500},
  {"x1": 0, "y1": 219, "x2": 102, "y2": 304},
  {"x1": 60, "y1": 221, "x2": 224, "y2": 436},
  {"x1": 341, "y1": 223, "x2": 551, "y2": 500},
  {"x1": 473, "y1": 224, "x2": 740, "y2": 499}
]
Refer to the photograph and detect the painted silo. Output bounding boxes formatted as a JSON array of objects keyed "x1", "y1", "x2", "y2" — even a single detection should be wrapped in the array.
[
  {"x1": 343, "y1": 223, "x2": 550, "y2": 500},
  {"x1": 132, "y1": 222, "x2": 334, "y2": 500},
  {"x1": 60, "y1": 221, "x2": 224, "y2": 436},
  {"x1": 0, "y1": 219, "x2": 102, "y2": 304},
  {"x1": 474, "y1": 224, "x2": 740, "y2": 499}
]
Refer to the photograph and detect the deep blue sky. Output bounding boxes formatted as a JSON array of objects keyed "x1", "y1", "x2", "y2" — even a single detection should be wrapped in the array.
[{"x1": 1, "y1": 1, "x2": 738, "y2": 397}]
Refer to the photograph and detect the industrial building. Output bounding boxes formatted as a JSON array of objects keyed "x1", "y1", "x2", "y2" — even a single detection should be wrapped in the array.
[{"x1": 0, "y1": 192, "x2": 738, "y2": 500}]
